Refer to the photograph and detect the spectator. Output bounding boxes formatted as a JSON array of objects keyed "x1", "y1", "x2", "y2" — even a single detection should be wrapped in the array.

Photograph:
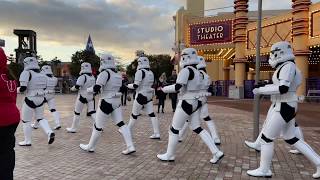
[
  {"x1": 167, "y1": 70, "x2": 178, "y2": 112},
  {"x1": 156, "y1": 72, "x2": 167, "y2": 113},
  {"x1": 120, "y1": 73, "x2": 129, "y2": 106},
  {"x1": 0, "y1": 47, "x2": 20, "y2": 180}
]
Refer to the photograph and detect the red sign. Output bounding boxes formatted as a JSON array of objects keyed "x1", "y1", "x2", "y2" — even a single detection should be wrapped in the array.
[{"x1": 190, "y1": 20, "x2": 233, "y2": 45}]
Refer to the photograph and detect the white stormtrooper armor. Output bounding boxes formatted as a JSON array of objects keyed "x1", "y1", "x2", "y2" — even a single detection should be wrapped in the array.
[
  {"x1": 18, "y1": 57, "x2": 55, "y2": 146},
  {"x1": 80, "y1": 54, "x2": 135, "y2": 155},
  {"x1": 245, "y1": 120, "x2": 304, "y2": 154},
  {"x1": 247, "y1": 41, "x2": 320, "y2": 179},
  {"x1": 127, "y1": 56, "x2": 160, "y2": 140},
  {"x1": 32, "y1": 65, "x2": 61, "y2": 130},
  {"x1": 66, "y1": 62, "x2": 96, "y2": 133},
  {"x1": 157, "y1": 48, "x2": 224, "y2": 164},
  {"x1": 179, "y1": 56, "x2": 221, "y2": 144}
]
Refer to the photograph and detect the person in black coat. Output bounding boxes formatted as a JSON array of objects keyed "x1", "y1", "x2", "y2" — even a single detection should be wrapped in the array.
[
  {"x1": 156, "y1": 73, "x2": 167, "y2": 113},
  {"x1": 120, "y1": 74, "x2": 129, "y2": 106},
  {"x1": 167, "y1": 70, "x2": 178, "y2": 112}
]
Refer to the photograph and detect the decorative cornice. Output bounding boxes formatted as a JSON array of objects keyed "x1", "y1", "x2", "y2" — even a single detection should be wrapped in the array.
[
  {"x1": 294, "y1": 50, "x2": 311, "y2": 56},
  {"x1": 233, "y1": 58, "x2": 247, "y2": 63},
  {"x1": 234, "y1": 0, "x2": 249, "y2": 14},
  {"x1": 292, "y1": 0, "x2": 311, "y2": 13}
]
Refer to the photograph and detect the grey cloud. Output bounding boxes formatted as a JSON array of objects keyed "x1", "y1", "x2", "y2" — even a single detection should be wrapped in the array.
[{"x1": 0, "y1": 0, "x2": 176, "y2": 60}]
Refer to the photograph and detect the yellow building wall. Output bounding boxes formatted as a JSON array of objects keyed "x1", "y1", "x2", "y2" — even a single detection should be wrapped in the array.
[
  {"x1": 206, "y1": 60, "x2": 225, "y2": 81},
  {"x1": 246, "y1": 12, "x2": 292, "y2": 56},
  {"x1": 176, "y1": 1, "x2": 320, "y2": 85},
  {"x1": 206, "y1": 61, "x2": 219, "y2": 81},
  {"x1": 186, "y1": 0, "x2": 204, "y2": 17},
  {"x1": 309, "y1": 2, "x2": 320, "y2": 46}
]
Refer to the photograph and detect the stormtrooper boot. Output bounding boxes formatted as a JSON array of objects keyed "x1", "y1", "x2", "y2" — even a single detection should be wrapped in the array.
[
  {"x1": 199, "y1": 130, "x2": 224, "y2": 164},
  {"x1": 39, "y1": 119, "x2": 55, "y2": 144},
  {"x1": 19, "y1": 121, "x2": 32, "y2": 146},
  {"x1": 52, "y1": 111, "x2": 61, "y2": 130},
  {"x1": 80, "y1": 126, "x2": 102, "y2": 153},
  {"x1": 120, "y1": 125, "x2": 136, "y2": 155},
  {"x1": 245, "y1": 132, "x2": 262, "y2": 152},
  {"x1": 205, "y1": 120, "x2": 221, "y2": 145},
  {"x1": 149, "y1": 117, "x2": 160, "y2": 139},
  {"x1": 290, "y1": 126, "x2": 303, "y2": 154},
  {"x1": 31, "y1": 120, "x2": 39, "y2": 129},
  {"x1": 293, "y1": 140, "x2": 320, "y2": 178},
  {"x1": 178, "y1": 122, "x2": 189, "y2": 142},
  {"x1": 157, "y1": 132, "x2": 179, "y2": 162},
  {"x1": 66, "y1": 115, "x2": 80, "y2": 133},
  {"x1": 314, "y1": 167, "x2": 320, "y2": 179},
  {"x1": 247, "y1": 142, "x2": 273, "y2": 178}
]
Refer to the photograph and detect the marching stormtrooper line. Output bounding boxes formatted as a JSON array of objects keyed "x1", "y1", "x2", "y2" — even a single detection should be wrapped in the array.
[{"x1": 16, "y1": 41, "x2": 320, "y2": 179}]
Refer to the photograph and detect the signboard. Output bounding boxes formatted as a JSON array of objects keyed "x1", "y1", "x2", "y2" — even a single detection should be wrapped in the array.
[{"x1": 189, "y1": 20, "x2": 233, "y2": 45}]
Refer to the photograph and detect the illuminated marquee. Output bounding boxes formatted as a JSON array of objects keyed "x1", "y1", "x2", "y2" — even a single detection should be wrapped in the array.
[{"x1": 189, "y1": 20, "x2": 233, "y2": 45}]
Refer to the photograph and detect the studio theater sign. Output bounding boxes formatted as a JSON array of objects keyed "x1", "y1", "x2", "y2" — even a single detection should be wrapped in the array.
[{"x1": 190, "y1": 20, "x2": 233, "y2": 45}]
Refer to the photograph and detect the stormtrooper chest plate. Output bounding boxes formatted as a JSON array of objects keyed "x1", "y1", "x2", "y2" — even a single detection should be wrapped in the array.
[
  {"x1": 46, "y1": 76, "x2": 57, "y2": 89},
  {"x1": 82, "y1": 75, "x2": 95, "y2": 90},
  {"x1": 104, "y1": 70, "x2": 122, "y2": 92},
  {"x1": 186, "y1": 67, "x2": 200, "y2": 91},
  {"x1": 28, "y1": 71, "x2": 47, "y2": 90},
  {"x1": 140, "y1": 70, "x2": 154, "y2": 87},
  {"x1": 200, "y1": 71, "x2": 210, "y2": 91}
]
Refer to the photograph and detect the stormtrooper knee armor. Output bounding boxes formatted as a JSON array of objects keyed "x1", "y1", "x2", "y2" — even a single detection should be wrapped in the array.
[
  {"x1": 247, "y1": 41, "x2": 320, "y2": 179},
  {"x1": 18, "y1": 57, "x2": 55, "y2": 146},
  {"x1": 79, "y1": 54, "x2": 135, "y2": 155},
  {"x1": 157, "y1": 48, "x2": 223, "y2": 163},
  {"x1": 127, "y1": 56, "x2": 160, "y2": 139},
  {"x1": 67, "y1": 62, "x2": 96, "y2": 133}
]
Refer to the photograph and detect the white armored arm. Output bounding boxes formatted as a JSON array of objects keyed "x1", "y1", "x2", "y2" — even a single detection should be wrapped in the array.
[{"x1": 162, "y1": 84, "x2": 177, "y2": 93}]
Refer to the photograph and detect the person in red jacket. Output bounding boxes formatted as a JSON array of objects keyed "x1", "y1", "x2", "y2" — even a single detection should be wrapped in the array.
[{"x1": 0, "y1": 47, "x2": 20, "y2": 180}]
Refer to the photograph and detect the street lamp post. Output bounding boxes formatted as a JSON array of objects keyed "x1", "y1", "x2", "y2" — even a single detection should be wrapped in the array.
[{"x1": 253, "y1": 0, "x2": 263, "y2": 139}]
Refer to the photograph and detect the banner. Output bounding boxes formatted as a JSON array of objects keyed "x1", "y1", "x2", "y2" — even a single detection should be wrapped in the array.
[{"x1": 190, "y1": 20, "x2": 233, "y2": 45}]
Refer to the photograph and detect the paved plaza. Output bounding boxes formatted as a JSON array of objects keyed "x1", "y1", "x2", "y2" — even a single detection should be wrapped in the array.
[{"x1": 14, "y1": 94, "x2": 320, "y2": 180}]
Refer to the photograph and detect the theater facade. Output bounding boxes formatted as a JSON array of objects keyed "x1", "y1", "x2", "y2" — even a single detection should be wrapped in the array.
[{"x1": 173, "y1": 0, "x2": 320, "y2": 98}]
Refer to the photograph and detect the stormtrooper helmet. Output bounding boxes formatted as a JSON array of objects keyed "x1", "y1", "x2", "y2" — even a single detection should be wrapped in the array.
[
  {"x1": 23, "y1": 57, "x2": 40, "y2": 70},
  {"x1": 137, "y1": 56, "x2": 150, "y2": 70},
  {"x1": 179, "y1": 48, "x2": 198, "y2": 68},
  {"x1": 79, "y1": 62, "x2": 92, "y2": 74},
  {"x1": 196, "y1": 56, "x2": 206, "y2": 69},
  {"x1": 99, "y1": 54, "x2": 115, "y2": 72},
  {"x1": 268, "y1": 41, "x2": 295, "y2": 68},
  {"x1": 41, "y1": 65, "x2": 53, "y2": 75}
]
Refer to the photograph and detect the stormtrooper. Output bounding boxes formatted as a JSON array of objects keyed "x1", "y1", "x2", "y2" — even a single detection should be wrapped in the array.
[
  {"x1": 178, "y1": 56, "x2": 221, "y2": 145},
  {"x1": 66, "y1": 62, "x2": 96, "y2": 133},
  {"x1": 157, "y1": 48, "x2": 224, "y2": 163},
  {"x1": 18, "y1": 57, "x2": 55, "y2": 146},
  {"x1": 126, "y1": 56, "x2": 160, "y2": 139},
  {"x1": 247, "y1": 41, "x2": 320, "y2": 178},
  {"x1": 32, "y1": 65, "x2": 61, "y2": 130},
  {"x1": 80, "y1": 54, "x2": 135, "y2": 155}
]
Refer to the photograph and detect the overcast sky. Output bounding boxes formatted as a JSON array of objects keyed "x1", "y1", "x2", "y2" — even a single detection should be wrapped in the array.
[{"x1": 0, "y1": 0, "x2": 319, "y2": 63}]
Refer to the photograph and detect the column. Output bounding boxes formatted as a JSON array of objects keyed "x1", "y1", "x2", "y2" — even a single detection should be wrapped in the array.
[
  {"x1": 223, "y1": 59, "x2": 230, "y2": 80},
  {"x1": 233, "y1": 0, "x2": 248, "y2": 87},
  {"x1": 292, "y1": 0, "x2": 311, "y2": 96}
]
